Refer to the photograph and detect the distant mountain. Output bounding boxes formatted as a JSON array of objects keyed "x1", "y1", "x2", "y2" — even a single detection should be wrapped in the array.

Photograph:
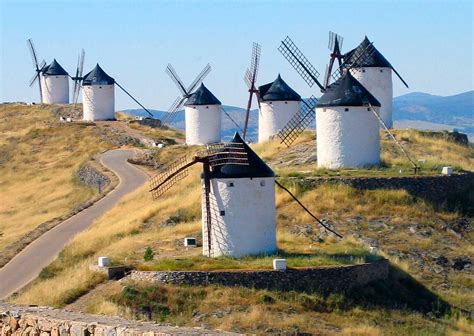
[
  {"x1": 122, "y1": 90, "x2": 473, "y2": 141},
  {"x1": 393, "y1": 91, "x2": 473, "y2": 136}
]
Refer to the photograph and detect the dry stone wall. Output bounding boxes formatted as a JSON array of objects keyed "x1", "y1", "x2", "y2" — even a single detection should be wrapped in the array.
[
  {"x1": 290, "y1": 172, "x2": 474, "y2": 206},
  {"x1": 128, "y1": 259, "x2": 389, "y2": 293},
  {"x1": 0, "y1": 303, "x2": 238, "y2": 336}
]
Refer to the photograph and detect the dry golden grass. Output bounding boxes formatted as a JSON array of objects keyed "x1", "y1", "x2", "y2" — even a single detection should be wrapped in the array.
[{"x1": 0, "y1": 104, "x2": 112, "y2": 250}]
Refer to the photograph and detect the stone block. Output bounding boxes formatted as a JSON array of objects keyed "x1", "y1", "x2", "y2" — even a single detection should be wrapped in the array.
[
  {"x1": 273, "y1": 259, "x2": 287, "y2": 271},
  {"x1": 98, "y1": 257, "x2": 110, "y2": 268},
  {"x1": 441, "y1": 167, "x2": 453, "y2": 176}
]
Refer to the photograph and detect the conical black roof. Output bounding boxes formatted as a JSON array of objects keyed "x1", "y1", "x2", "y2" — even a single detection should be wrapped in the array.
[
  {"x1": 42, "y1": 59, "x2": 68, "y2": 76},
  {"x1": 344, "y1": 36, "x2": 392, "y2": 68},
  {"x1": 185, "y1": 83, "x2": 221, "y2": 106},
  {"x1": 82, "y1": 64, "x2": 115, "y2": 86},
  {"x1": 209, "y1": 132, "x2": 275, "y2": 179},
  {"x1": 258, "y1": 74, "x2": 301, "y2": 102},
  {"x1": 316, "y1": 72, "x2": 381, "y2": 107}
]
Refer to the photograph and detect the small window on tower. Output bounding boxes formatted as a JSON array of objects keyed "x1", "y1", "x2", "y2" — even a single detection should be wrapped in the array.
[
  {"x1": 269, "y1": 101, "x2": 273, "y2": 104},
  {"x1": 285, "y1": 101, "x2": 288, "y2": 104},
  {"x1": 367, "y1": 108, "x2": 371, "y2": 111},
  {"x1": 220, "y1": 210, "x2": 225, "y2": 216},
  {"x1": 260, "y1": 180, "x2": 265, "y2": 187},
  {"x1": 345, "y1": 108, "x2": 349, "y2": 112},
  {"x1": 380, "y1": 69, "x2": 383, "y2": 73},
  {"x1": 228, "y1": 182, "x2": 234, "y2": 187},
  {"x1": 323, "y1": 108, "x2": 326, "y2": 112},
  {"x1": 362, "y1": 69, "x2": 366, "y2": 73},
  {"x1": 206, "y1": 106, "x2": 209, "y2": 109}
]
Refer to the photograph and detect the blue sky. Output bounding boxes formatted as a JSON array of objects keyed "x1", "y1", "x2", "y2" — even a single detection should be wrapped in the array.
[{"x1": 1, "y1": 0, "x2": 473, "y2": 111}]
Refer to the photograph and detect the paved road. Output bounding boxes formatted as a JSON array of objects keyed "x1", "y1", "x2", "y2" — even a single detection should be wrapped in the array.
[{"x1": 0, "y1": 149, "x2": 148, "y2": 299}]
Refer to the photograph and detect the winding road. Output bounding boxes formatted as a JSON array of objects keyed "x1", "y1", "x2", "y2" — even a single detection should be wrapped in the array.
[{"x1": 0, "y1": 149, "x2": 148, "y2": 299}]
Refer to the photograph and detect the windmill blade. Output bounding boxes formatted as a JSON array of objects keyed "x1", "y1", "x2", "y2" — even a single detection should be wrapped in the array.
[
  {"x1": 201, "y1": 142, "x2": 249, "y2": 168},
  {"x1": 277, "y1": 96, "x2": 318, "y2": 147},
  {"x1": 29, "y1": 73, "x2": 40, "y2": 87},
  {"x1": 149, "y1": 155, "x2": 195, "y2": 199},
  {"x1": 39, "y1": 60, "x2": 46, "y2": 70},
  {"x1": 115, "y1": 81, "x2": 154, "y2": 118},
  {"x1": 249, "y1": 42, "x2": 261, "y2": 86},
  {"x1": 187, "y1": 63, "x2": 211, "y2": 94},
  {"x1": 278, "y1": 36, "x2": 324, "y2": 90},
  {"x1": 78, "y1": 49, "x2": 85, "y2": 78},
  {"x1": 27, "y1": 38, "x2": 40, "y2": 69},
  {"x1": 328, "y1": 31, "x2": 344, "y2": 52},
  {"x1": 243, "y1": 68, "x2": 252, "y2": 89},
  {"x1": 163, "y1": 96, "x2": 186, "y2": 124},
  {"x1": 166, "y1": 63, "x2": 188, "y2": 96}
]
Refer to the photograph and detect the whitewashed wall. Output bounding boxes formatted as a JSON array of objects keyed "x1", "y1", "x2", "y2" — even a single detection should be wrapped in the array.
[
  {"x1": 351, "y1": 67, "x2": 393, "y2": 128},
  {"x1": 82, "y1": 84, "x2": 115, "y2": 121},
  {"x1": 41, "y1": 75, "x2": 69, "y2": 104},
  {"x1": 202, "y1": 177, "x2": 276, "y2": 257},
  {"x1": 258, "y1": 101, "x2": 300, "y2": 142},
  {"x1": 185, "y1": 105, "x2": 221, "y2": 145},
  {"x1": 316, "y1": 105, "x2": 381, "y2": 168}
]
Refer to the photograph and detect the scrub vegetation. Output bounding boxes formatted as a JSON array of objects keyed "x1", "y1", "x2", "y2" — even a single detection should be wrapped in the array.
[{"x1": 5, "y1": 105, "x2": 473, "y2": 334}]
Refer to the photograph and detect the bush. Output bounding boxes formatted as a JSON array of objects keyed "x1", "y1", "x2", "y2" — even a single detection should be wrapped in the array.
[{"x1": 143, "y1": 247, "x2": 154, "y2": 261}]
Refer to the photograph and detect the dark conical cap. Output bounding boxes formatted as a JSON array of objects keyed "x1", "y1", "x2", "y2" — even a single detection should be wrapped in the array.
[
  {"x1": 209, "y1": 132, "x2": 275, "y2": 179},
  {"x1": 343, "y1": 36, "x2": 392, "y2": 68},
  {"x1": 316, "y1": 72, "x2": 381, "y2": 107},
  {"x1": 258, "y1": 74, "x2": 301, "y2": 102},
  {"x1": 82, "y1": 64, "x2": 115, "y2": 85},
  {"x1": 42, "y1": 59, "x2": 69, "y2": 76},
  {"x1": 185, "y1": 83, "x2": 221, "y2": 106}
]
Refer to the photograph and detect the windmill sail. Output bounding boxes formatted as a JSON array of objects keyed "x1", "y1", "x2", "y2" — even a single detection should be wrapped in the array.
[
  {"x1": 164, "y1": 63, "x2": 212, "y2": 124},
  {"x1": 277, "y1": 96, "x2": 318, "y2": 147},
  {"x1": 278, "y1": 36, "x2": 324, "y2": 91},
  {"x1": 243, "y1": 42, "x2": 261, "y2": 140}
]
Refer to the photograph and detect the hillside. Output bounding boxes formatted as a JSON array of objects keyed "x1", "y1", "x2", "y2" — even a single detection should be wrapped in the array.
[
  {"x1": 0, "y1": 104, "x2": 112, "y2": 252},
  {"x1": 8, "y1": 112, "x2": 473, "y2": 335},
  {"x1": 123, "y1": 90, "x2": 474, "y2": 141}
]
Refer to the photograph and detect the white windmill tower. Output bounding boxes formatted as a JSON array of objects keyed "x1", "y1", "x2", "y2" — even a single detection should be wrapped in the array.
[
  {"x1": 149, "y1": 132, "x2": 277, "y2": 258},
  {"x1": 81, "y1": 64, "x2": 116, "y2": 121},
  {"x1": 163, "y1": 64, "x2": 222, "y2": 145},
  {"x1": 257, "y1": 74, "x2": 301, "y2": 143},
  {"x1": 41, "y1": 59, "x2": 70, "y2": 104},
  {"x1": 70, "y1": 60, "x2": 154, "y2": 121},
  {"x1": 184, "y1": 83, "x2": 222, "y2": 145},
  {"x1": 344, "y1": 36, "x2": 409, "y2": 128},
  {"x1": 316, "y1": 72, "x2": 381, "y2": 168}
]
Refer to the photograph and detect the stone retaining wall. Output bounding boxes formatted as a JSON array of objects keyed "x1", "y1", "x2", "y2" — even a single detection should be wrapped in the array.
[
  {"x1": 0, "y1": 303, "x2": 237, "y2": 336},
  {"x1": 128, "y1": 259, "x2": 389, "y2": 293},
  {"x1": 290, "y1": 172, "x2": 474, "y2": 205},
  {"x1": 77, "y1": 164, "x2": 110, "y2": 192}
]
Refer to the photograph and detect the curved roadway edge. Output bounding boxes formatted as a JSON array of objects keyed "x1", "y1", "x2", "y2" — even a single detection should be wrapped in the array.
[{"x1": 0, "y1": 149, "x2": 148, "y2": 299}]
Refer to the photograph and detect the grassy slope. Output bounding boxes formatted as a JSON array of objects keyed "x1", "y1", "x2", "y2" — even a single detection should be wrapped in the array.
[
  {"x1": 10, "y1": 125, "x2": 474, "y2": 335},
  {"x1": 0, "y1": 104, "x2": 112, "y2": 251}
]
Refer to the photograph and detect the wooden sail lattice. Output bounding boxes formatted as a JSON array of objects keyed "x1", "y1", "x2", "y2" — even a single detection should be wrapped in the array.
[
  {"x1": 331, "y1": 41, "x2": 376, "y2": 82},
  {"x1": 149, "y1": 143, "x2": 249, "y2": 200},
  {"x1": 277, "y1": 96, "x2": 318, "y2": 147}
]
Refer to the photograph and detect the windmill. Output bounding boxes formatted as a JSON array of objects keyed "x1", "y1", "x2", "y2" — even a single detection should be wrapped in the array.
[
  {"x1": 162, "y1": 63, "x2": 211, "y2": 125},
  {"x1": 242, "y1": 42, "x2": 261, "y2": 140},
  {"x1": 70, "y1": 61, "x2": 154, "y2": 121},
  {"x1": 149, "y1": 133, "x2": 257, "y2": 257},
  {"x1": 343, "y1": 36, "x2": 409, "y2": 128},
  {"x1": 27, "y1": 38, "x2": 46, "y2": 103},
  {"x1": 150, "y1": 132, "x2": 343, "y2": 257},
  {"x1": 276, "y1": 35, "x2": 376, "y2": 147}
]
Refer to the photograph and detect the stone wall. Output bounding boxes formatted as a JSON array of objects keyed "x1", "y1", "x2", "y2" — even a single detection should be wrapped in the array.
[
  {"x1": 0, "y1": 303, "x2": 237, "y2": 336},
  {"x1": 128, "y1": 259, "x2": 389, "y2": 293},
  {"x1": 77, "y1": 164, "x2": 110, "y2": 192},
  {"x1": 289, "y1": 172, "x2": 474, "y2": 206}
]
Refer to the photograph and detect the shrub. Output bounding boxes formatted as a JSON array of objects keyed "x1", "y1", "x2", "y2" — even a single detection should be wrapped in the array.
[{"x1": 143, "y1": 247, "x2": 154, "y2": 261}]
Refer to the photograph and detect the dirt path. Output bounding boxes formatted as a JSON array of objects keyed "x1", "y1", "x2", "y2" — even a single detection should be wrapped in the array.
[{"x1": 0, "y1": 149, "x2": 147, "y2": 299}]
